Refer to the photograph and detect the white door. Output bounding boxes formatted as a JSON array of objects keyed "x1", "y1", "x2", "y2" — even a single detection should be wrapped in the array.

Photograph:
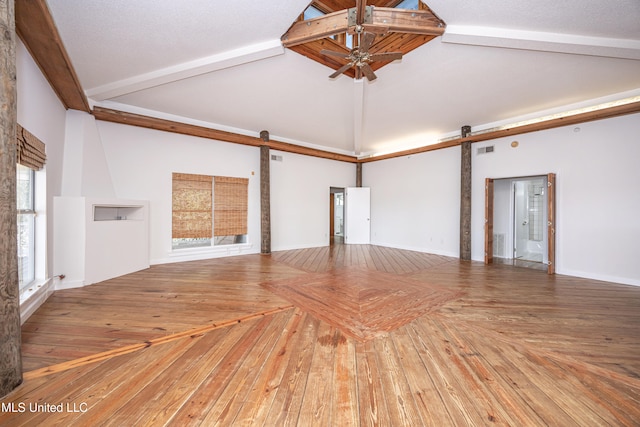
[{"x1": 344, "y1": 187, "x2": 370, "y2": 244}]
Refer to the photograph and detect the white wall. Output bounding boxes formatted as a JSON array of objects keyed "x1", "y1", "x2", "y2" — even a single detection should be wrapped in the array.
[
  {"x1": 471, "y1": 113, "x2": 640, "y2": 286},
  {"x1": 17, "y1": 31, "x2": 639, "y2": 292},
  {"x1": 61, "y1": 110, "x2": 116, "y2": 198},
  {"x1": 270, "y1": 150, "x2": 356, "y2": 251},
  {"x1": 16, "y1": 39, "x2": 67, "y2": 276},
  {"x1": 98, "y1": 124, "x2": 356, "y2": 258},
  {"x1": 96, "y1": 121, "x2": 261, "y2": 264},
  {"x1": 364, "y1": 114, "x2": 640, "y2": 286},
  {"x1": 363, "y1": 147, "x2": 461, "y2": 257},
  {"x1": 16, "y1": 38, "x2": 68, "y2": 320}
]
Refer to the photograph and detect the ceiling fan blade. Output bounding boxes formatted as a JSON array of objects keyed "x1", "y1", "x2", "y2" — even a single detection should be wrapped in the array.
[
  {"x1": 360, "y1": 63, "x2": 377, "y2": 81},
  {"x1": 329, "y1": 62, "x2": 354, "y2": 79},
  {"x1": 369, "y1": 52, "x2": 403, "y2": 62},
  {"x1": 360, "y1": 32, "x2": 376, "y2": 52},
  {"x1": 320, "y1": 49, "x2": 350, "y2": 59}
]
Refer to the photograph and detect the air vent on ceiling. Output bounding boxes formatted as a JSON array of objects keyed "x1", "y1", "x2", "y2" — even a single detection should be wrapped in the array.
[
  {"x1": 477, "y1": 145, "x2": 495, "y2": 155},
  {"x1": 271, "y1": 154, "x2": 283, "y2": 162}
]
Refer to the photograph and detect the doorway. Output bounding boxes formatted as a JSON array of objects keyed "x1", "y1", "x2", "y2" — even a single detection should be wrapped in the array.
[
  {"x1": 485, "y1": 173, "x2": 556, "y2": 274},
  {"x1": 330, "y1": 187, "x2": 345, "y2": 245}
]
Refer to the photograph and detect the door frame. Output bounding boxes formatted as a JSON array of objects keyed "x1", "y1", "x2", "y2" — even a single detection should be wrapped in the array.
[{"x1": 485, "y1": 173, "x2": 556, "y2": 274}]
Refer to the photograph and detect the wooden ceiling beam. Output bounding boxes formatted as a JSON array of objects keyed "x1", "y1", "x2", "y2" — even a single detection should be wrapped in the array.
[
  {"x1": 92, "y1": 107, "x2": 359, "y2": 163},
  {"x1": 355, "y1": 0, "x2": 367, "y2": 25},
  {"x1": 369, "y1": 7, "x2": 445, "y2": 35},
  {"x1": 282, "y1": 10, "x2": 350, "y2": 47},
  {"x1": 15, "y1": 0, "x2": 90, "y2": 112},
  {"x1": 282, "y1": 5, "x2": 445, "y2": 47},
  {"x1": 359, "y1": 100, "x2": 640, "y2": 163}
]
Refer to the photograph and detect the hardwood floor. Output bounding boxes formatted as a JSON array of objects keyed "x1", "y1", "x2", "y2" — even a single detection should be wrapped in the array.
[{"x1": 2, "y1": 245, "x2": 640, "y2": 426}]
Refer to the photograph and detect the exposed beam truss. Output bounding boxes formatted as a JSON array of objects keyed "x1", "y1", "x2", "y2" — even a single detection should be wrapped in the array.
[{"x1": 282, "y1": 6, "x2": 444, "y2": 47}]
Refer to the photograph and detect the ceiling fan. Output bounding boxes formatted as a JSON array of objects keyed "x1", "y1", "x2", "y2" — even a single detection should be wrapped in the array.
[
  {"x1": 320, "y1": 1, "x2": 403, "y2": 81},
  {"x1": 321, "y1": 27, "x2": 402, "y2": 81}
]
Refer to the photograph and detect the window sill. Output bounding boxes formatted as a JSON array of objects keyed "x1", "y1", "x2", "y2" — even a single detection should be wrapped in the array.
[
  {"x1": 20, "y1": 278, "x2": 54, "y2": 324},
  {"x1": 168, "y1": 242, "x2": 255, "y2": 263}
]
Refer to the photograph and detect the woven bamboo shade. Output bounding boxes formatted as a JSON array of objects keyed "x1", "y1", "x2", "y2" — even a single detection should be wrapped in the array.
[
  {"x1": 172, "y1": 173, "x2": 213, "y2": 239},
  {"x1": 214, "y1": 176, "x2": 248, "y2": 236},
  {"x1": 16, "y1": 124, "x2": 46, "y2": 170}
]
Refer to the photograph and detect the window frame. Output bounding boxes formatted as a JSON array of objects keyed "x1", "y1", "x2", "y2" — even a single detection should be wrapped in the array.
[{"x1": 17, "y1": 164, "x2": 36, "y2": 290}]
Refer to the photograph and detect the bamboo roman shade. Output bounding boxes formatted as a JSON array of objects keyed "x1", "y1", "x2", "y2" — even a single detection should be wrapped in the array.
[
  {"x1": 172, "y1": 173, "x2": 213, "y2": 239},
  {"x1": 16, "y1": 124, "x2": 46, "y2": 170},
  {"x1": 214, "y1": 176, "x2": 248, "y2": 236},
  {"x1": 172, "y1": 173, "x2": 248, "y2": 241}
]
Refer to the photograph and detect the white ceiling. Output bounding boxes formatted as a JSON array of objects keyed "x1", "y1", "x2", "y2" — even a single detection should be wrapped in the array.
[{"x1": 46, "y1": 0, "x2": 640, "y2": 157}]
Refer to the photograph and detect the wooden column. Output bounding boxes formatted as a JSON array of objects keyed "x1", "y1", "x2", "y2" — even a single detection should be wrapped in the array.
[
  {"x1": 356, "y1": 163, "x2": 362, "y2": 187},
  {"x1": 460, "y1": 126, "x2": 472, "y2": 260},
  {"x1": 0, "y1": 0, "x2": 23, "y2": 397},
  {"x1": 260, "y1": 133, "x2": 271, "y2": 254}
]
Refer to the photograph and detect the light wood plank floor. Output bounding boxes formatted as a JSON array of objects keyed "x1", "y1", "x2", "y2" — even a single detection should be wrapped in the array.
[{"x1": 2, "y1": 245, "x2": 640, "y2": 426}]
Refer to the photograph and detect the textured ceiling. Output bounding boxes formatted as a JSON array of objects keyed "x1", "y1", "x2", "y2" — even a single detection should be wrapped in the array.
[{"x1": 45, "y1": 0, "x2": 640, "y2": 157}]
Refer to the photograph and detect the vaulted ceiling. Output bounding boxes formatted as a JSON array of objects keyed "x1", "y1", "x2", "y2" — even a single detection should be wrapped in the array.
[{"x1": 18, "y1": 1, "x2": 640, "y2": 159}]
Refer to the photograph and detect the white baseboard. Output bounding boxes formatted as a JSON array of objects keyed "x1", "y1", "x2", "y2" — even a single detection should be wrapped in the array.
[
  {"x1": 55, "y1": 278, "x2": 86, "y2": 290},
  {"x1": 556, "y1": 268, "x2": 640, "y2": 288}
]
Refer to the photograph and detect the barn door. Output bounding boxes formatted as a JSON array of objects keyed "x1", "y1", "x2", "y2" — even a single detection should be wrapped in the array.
[{"x1": 484, "y1": 178, "x2": 494, "y2": 264}]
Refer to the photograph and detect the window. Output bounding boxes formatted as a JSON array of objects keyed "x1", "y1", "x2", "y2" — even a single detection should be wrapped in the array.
[
  {"x1": 15, "y1": 124, "x2": 46, "y2": 293},
  {"x1": 172, "y1": 173, "x2": 248, "y2": 249},
  {"x1": 17, "y1": 164, "x2": 35, "y2": 289}
]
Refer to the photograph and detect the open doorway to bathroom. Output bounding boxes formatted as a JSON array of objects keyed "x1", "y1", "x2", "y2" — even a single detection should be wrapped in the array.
[
  {"x1": 485, "y1": 174, "x2": 556, "y2": 274},
  {"x1": 329, "y1": 187, "x2": 345, "y2": 245}
]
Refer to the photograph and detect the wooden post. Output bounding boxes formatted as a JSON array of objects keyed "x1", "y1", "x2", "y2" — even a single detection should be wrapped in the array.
[
  {"x1": 260, "y1": 134, "x2": 271, "y2": 254},
  {"x1": 460, "y1": 126, "x2": 472, "y2": 260},
  {"x1": 484, "y1": 178, "x2": 494, "y2": 264},
  {"x1": 356, "y1": 163, "x2": 362, "y2": 187},
  {"x1": 0, "y1": 0, "x2": 23, "y2": 397}
]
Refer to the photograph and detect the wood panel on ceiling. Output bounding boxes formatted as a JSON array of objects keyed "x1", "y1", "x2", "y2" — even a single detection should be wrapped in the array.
[
  {"x1": 290, "y1": 39, "x2": 357, "y2": 78},
  {"x1": 313, "y1": 0, "x2": 402, "y2": 14},
  {"x1": 369, "y1": 33, "x2": 436, "y2": 71}
]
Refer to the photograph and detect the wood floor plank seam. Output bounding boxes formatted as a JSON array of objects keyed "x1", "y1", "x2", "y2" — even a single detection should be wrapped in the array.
[
  {"x1": 446, "y1": 315, "x2": 640, "y2": 392},
  {"x1": 22, "y1": 305, "x2": 294, "y2": 381},
  {"x1": 8, "y1": 245, "x2": 639, "y2": 425},
  {"x1": 430, "y1": 314, "x2": 640, "y2": 425}
]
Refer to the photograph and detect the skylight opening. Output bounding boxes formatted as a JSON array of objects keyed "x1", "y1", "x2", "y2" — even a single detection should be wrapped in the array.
[
  {"x1": 303, "y1": 5, "x2": 324, "y2": 20},
  {"x1": 395, "y1": 0, "x2": 419, "y2": 10}
]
